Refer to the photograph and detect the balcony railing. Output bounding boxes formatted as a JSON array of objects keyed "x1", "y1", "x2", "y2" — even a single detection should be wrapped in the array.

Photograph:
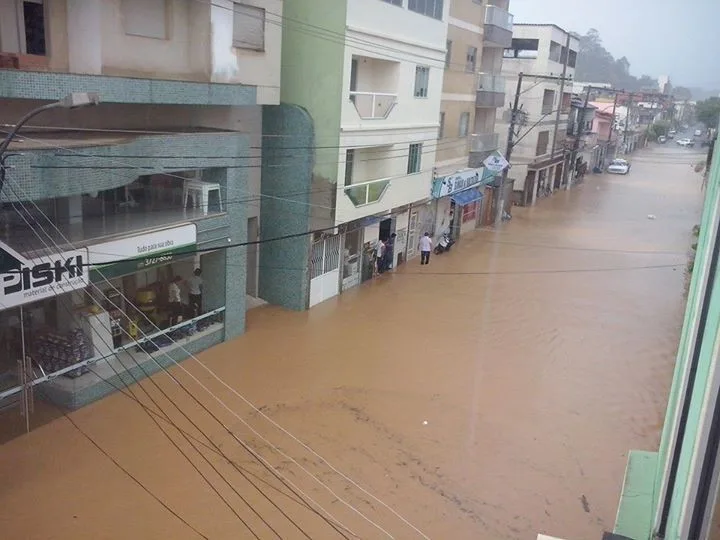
[
  {"x1": 470, "y1": 132, "x2": 500, "y2": 153},
  {"x1": 349, "y1": 92, "x2": 398, "y2": 120},
  {"x1": 485, "y1": 5, "x2": 513, "y2": 31},
  {"x1": 477, "y1": 73, "x2": 506, "y2": 94},
  {"x1": 344, "y1": 178, "x2": 392, "y2": 207}
]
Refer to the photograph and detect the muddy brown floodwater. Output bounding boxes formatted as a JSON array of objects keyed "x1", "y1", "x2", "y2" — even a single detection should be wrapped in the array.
[{"x1": 0, "y1": 145, "x2": 707, "y2": 540}]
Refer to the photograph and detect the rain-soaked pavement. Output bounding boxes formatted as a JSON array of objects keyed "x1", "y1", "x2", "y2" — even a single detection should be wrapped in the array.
[{"x1": 0, "y1": 145, "x2": 707, "y2": 539}]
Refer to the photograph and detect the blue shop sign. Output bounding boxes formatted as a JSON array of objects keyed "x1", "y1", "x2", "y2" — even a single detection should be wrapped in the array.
[{"x1": 431, "y1": 168, "x2": 485, "y2": 199}]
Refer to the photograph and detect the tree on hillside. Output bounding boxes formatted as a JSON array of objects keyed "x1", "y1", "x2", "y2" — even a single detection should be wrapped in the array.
[
  {"x1": 696, "y1": 97, "x2": 720, "y2": 129},
  {"x1": 574, "y1": 29, "x2": 656, "y2": 91}
]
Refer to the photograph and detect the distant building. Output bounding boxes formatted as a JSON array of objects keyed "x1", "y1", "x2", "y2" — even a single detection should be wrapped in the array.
[{"x1": 658, "y1": 74, "x2": 672, "y2": 95}]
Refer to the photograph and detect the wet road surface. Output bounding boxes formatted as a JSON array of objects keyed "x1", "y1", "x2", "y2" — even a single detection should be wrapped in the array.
[{"x1": 0, "y1": 145, "x2": 707, "y2": 539}]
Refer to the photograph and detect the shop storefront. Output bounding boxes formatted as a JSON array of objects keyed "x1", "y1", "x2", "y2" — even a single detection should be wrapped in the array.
[
  {"x1": 431, "y1": 168, "x2": 487, "y2": 241},
  {"x1": 0, "y1": 223, "x2": 226, "y2": 402}
]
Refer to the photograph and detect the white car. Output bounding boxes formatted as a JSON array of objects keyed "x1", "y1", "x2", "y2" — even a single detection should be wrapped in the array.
[
  {"x1": 694, "y1": 129, "x2": 703, "y2": 137},
  {"x1": 607, "y1": 159, "x2": 631, "y2": 175},
  {"x1": 677, "y1": 138, "x2": 695, "y2": 147}
]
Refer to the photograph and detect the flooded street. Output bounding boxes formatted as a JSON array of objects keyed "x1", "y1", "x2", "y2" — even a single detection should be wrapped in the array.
[{"x1": 0, "y1": 145, "x2": 706, "y2": 539}]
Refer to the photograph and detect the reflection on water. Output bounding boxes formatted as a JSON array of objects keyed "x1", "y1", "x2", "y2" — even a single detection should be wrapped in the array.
[{"x1": 0, "y1": 146, "x2": 707, "y2": 539}]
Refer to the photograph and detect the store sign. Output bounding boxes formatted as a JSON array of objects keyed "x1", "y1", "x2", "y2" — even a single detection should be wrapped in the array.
[
  {"x1": 483, "y1": 153, "x2": 510, "y2": 174},
  {"x1": 89, "y1": 224, "x2": 198, "y2": 280},
  {"x1": 432, "y1": 168, "x2": 484, "y2": 199},
  {"x1": 0, "y1": 242, "x2": 89, "y2": 309}
]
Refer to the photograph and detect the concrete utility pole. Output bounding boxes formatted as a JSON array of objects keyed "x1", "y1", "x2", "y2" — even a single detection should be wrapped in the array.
[
  {"x1": 623, "y1": 93, "x2": 634, "y2": 153},
  {"x1": 609, "y1": 92, "x2": 619, "y2": 159},
  {"x1": 495, "y1": 73, "x2": 524, "y2": 226},
  {"x1": 567, "y1": 85, "x2": 592, "y2": 189}
]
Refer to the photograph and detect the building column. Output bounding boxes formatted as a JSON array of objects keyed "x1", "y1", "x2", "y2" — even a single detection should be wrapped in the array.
[{"x1": 67, "y1": 0, "x2": 103, "y2": 74}]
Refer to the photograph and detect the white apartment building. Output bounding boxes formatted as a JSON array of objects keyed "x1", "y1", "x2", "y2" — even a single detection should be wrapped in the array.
[
  {"x1": 0, "y1": 0, "x2": 282, "y2": 408},
  {"x1": 275, "y1": 0, "x2": 449, "y2": 307},
  {"x1": 497, "y1": 24, "x2": 579, "y2": 206}
]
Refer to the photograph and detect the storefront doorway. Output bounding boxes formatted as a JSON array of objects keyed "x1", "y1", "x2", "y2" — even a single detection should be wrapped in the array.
[{"x1": 342, "y1": 228, "x2": 363, "y2": 291}]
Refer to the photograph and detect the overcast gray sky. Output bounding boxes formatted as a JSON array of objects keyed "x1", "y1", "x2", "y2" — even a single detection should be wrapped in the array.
[{"x1": 510, "y1": 0, "x2": 720, "y2": 90}]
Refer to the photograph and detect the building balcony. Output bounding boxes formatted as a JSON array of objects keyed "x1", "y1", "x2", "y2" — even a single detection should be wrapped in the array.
[
  {"x1": 469, "y1": 132, "x2": 500, "y2": 167},
  {"x1": 484, "y1": 6, "x2": 514, "y2": 48},
  {"x1": 476, "y1": 73, "x2": 506, "y2": 108},
  {"x1": 344, "y1": 177, "x2": 392, "y2": 207},
  {"x1": 349, "y1": 92, "x2": 398, "y2": 120}
]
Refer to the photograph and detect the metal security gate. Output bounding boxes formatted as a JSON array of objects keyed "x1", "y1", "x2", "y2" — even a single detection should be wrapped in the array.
[
  {"x1": 309, "y1": 234, "x2": 341, "y2": 307},
  {"x1": 407, "y1": 211, "x2": 419, "y2": 259}
]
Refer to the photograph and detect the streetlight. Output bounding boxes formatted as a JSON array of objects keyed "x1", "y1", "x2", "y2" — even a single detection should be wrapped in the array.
[
  {"x1": 0, "y1": 92, "x2": 100, "y2": 194},
  {"x1": 0, "y1": 92, "x2": 100, "y2": 158}
]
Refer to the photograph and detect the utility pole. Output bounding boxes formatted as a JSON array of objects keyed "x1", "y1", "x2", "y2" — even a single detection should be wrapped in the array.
[
  {"x1": 551, "y1": 32, "x2": 571, "y2": 158},
  {"x1": 609, "y1": 92, "x2": 619, "y2": 159},
  {"x1": 567, "y1": 85, "x2": 592, "y2": 189},
  {"x1": 495, "y1": 73, "x2": 523, "y2": 226},
  {"x1": 623, "y1": 92, "x2": 634, "y2": 153}
]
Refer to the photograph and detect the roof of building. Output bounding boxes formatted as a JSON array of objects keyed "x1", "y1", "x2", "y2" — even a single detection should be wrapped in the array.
[{"x1": 512, "y1": 23, "x2": 577, "y2": 37}]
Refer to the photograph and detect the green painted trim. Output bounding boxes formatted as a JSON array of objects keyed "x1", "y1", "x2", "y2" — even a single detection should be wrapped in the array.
[
  {"x1": 0, "y1": 69, "x2": 256, "y2": 105},
  {"x1": 615, "y1": 450, "x2": 658, "y2": 540}
]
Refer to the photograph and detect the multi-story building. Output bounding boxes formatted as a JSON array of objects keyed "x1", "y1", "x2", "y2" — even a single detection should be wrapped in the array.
[
  {"x1": 0, "y1": 0, "x2": 282, "y2": 408},
  {"x1": 430, "y1": 0, "x2": 513, "y2": 240},
  {"x1": 497, "y1": 24, "x2": 579, "y2": 206},
  {"x1": 260, "y1": 0, "x2": 448, "y2": 308}
]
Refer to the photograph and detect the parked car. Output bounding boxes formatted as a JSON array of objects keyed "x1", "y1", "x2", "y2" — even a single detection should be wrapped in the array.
[
  {"x1": 658, "y1": 135, "x2": 667, "y2": 144},
  {"x1": 694, "y1": 129, "x2": 703, "y2": 137},
  {"x1": 668, "y1": 130, "x2": 676, "y2": 139},
  {"x1": 677, "y1": 138, "x2": 695, "y2": 148},
  {"x1": 607, "y1": 159, "x2": 631, "y2": 175}
]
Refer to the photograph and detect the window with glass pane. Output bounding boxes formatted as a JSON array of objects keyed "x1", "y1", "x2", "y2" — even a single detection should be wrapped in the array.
[
  {"x1": 466, "y1": 46, "x2": 477, "y2": 73},
  {"x1": 344, "y1": 150, "x2": 355, "y2": 186},
  {"x1": 382, "y1": 0, "x2": 403, "y2": 4},
  {"x1": 445, "y1": 40, "x2": 452, "y2": 69},
  {"x1": 458, "y1": 112, "x2": 470, "y2": 137},
  {"x1": 407, "y1": 143, "x2": 422, "y2": 174},
  {"x1": 408, "y1": 0, "x2": 444, "y2": 19},
  {"x1": 414, "y1": 66, "x2": 430, "y2": 98},
  {"x1": 439, "y1": 112, "x2": 445, "y2": 139}
]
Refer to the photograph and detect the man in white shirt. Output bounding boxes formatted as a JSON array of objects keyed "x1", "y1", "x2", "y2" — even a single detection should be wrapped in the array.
[
  {"x1": 419, "y1": 232, "x2": 432, "y2": 265},
  {"x1": 168, "y1": 276, "x2": 183, "y2": 326},
  {"x1": 375, "y1": 239, "x2": 385, "y2": 275},
  {"x1": 188, "y1": 268, "x2": 203, "y2": 316}
]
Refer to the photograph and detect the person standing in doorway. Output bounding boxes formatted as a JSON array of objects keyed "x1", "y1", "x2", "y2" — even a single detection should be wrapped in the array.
[
  {"x1": 188, "y1": 268, "x2": 203, "y2": 317},
  {"x1": 419, "y1": 232, "x2": 432, "y2": 265},
  {"x1": 168, "y1": 276, "x2": 183, "y2": 326},
  {"x1": 375, "y1": 238, "x2": 386, "y2": 275}
]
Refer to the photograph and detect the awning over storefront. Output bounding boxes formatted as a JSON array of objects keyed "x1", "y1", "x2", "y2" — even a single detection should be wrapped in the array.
[{"x1": 451, "y1": 188, "x2": 483, "y2": 206}]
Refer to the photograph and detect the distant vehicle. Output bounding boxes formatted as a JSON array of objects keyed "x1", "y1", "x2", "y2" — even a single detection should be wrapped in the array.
[
  {"x1": 677, "y1": 138, "x2": 695, "y2": 147},
  {"x1": 607, "y1": 159, "x2": 631, "y2": 175},
  {"x1": 658, "y1": 135, "x2": 667, "y2": 144},
  {"x1": 668, "y1": 130, "x2": 676, "y2": 139},
  {"x1": 695, "y1": 129, "x2": 703, "y2": 137}
]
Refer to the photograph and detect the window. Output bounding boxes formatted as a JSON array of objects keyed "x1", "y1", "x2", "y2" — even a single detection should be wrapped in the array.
[
  {"x1": 503, "y1": 38, "x2": 539, "y2": 59},
  {"x1": 414, "y1": 66, "x2": 430, "y2": 98},
  {"x1": 549, "y1": 41, "x2": 562, "y2": 63},
  {"x1": 541, "y1": 89, "x2": 555, "y2": 115},
  {"x1": 344, "y1": 150, "x2": 355, "y2": 186},
  {"x1": 458, "y1": 112, "x2": 470, "y2": 137},
  {"x1": 568, "y1": 49, "x2": 578, "y2": 68},
  {"x1": 23, "y1": 0, "x2": 46, "y2": 55},
  {"x1": 445, "y1": 40, "x2": 452, "y2": 69},
  {"x1": 233, "y1": 2, "x2": 265, "y2": 51},
  {"x1": 381, "y1": 0, "x2": 403, "y2": 5},
  {"x1": 407, "y1": 143, "x2": 422, "y2": 174},
  {"x1": 536, "y1": 131, "x2": 550, "y2": 156},
  {"x1": 465, "y1": 46, "x2": 477, "y2": 73},
  {"x1": 408, "y1": 0, "x2": 444, "y2": 19},
  {"x1": 439, "y1": 112, "x2": 445, "y2": 139},
  {"x1": 121, "y1": 0, "x2": 167, "y2": 40},
  {"x1": 462, "y1": 201, "x2": 478, "y2": 223}
]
